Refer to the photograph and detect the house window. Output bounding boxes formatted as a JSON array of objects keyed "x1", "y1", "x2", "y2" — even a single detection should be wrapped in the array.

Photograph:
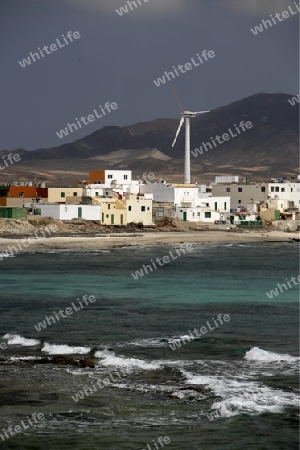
[
  {"x1": 147, "y1": 207, "x2": 150, "y2": 210},
  {"x1": 214, "y1": 202, "x2": 218, "y2": 211},
  {"x1": 197, "y1": 212, "x2": 200, "y2": 216},
  {"x1": 95, "y1": 192, "x2": 99, "y2": 196},
  {"x1": 206, "y1": 203, "x2": 209, "y2": 207},
  {"x1": 141, "y1": 206, "x2": 145, "y2": 212},
  {"x1": 128, "y1": 206, "x2": 132, "y2": 211},
  {"x1": 108, "y1": 204, "x2": 111, "y2": 210},
  {"x1": 106, "y1": 214, "x2": 109, "y2": 218},
  {"x1": 238, "y1": 188, "x2": 242, "y2": 192},
  {"x1": 19, "y1": 192, "x2": 24, "y2": 198},
  {"x1": 108, "y1": 175, "x2": 113, "y2": 179},
  {"x1": 275, "y1": 187, "x2": 279, "y2": 192},
  {"x1": 291, "y1": 188, "x2": 293, "y2": 192},
  {"x1": 224, "y1": 202, "x2": 227, "y2": 210},
  {"x1": 281, "y1": 188, "x2": 285, "y2": 192},
  {"x1": 226, "y1": 188, "x2": 230, "y2": 192},
  {"x1": 238, "y1": 200, "x2": 241, "y2": 204},
  {"x1": 261, "y1": 187, "x2": 265, "y2": 192},
  {"x1": 205, "y1": 212, "x2": 211, "y2": 218},
  {"x1": 73, "y1": 192, "x2": 78, "y2": 196},
  {"x1": 271, "y1": 187, "x2": 274, "y2": 192},
  {"x1": 193, "y1": 212, "x2": 195, "y2": 217},
  {"x1": 61, "y1": 192, "x2": 65, "y2": 198},
  {"x1": 124, "y1": 175, "x2": 128, "y2": 180}
]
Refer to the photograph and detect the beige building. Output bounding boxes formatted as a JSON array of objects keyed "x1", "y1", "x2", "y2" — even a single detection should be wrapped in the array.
[
  {"x1": 126, "y1": 195, "x2": 153, "y2": 225},
  {"x1": 0, "y1": 197, "x2": 33, "y2": 207},
  {"x1": 47, "y1": 188, "x2": 83, "y2": 204},
  {"x1": 84, "y1": 193, "x2": 153, "y2": 226}
]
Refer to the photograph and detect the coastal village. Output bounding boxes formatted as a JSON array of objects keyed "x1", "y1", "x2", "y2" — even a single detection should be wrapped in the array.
[{"x1": 0, "y1": 169, "x2": 299, "y2": 231}]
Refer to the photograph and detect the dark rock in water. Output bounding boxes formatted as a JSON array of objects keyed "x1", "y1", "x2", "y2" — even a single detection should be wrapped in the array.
[
  {"x1": 40, "y1": 357, "x2": 51, "y2": 364},
  {"x1": 180, "y1": 386, "x2": 207, "y2": 394},
  {"x1": 79, "y1": 358, "x2": 95, "y2": 368},
  {"x1": 34, "y1": 356, "x2": 95, "y2": 368},
  {"x1": 52, "y1": 355, "x2": 78, "y2": 366}
]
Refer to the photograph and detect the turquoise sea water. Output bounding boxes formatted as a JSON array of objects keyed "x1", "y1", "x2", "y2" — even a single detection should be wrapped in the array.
[{"x1": 0, "y1": 241, "x2": 299, "y2": 449}]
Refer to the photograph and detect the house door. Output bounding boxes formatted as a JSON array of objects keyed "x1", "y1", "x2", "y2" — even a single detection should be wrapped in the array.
[
  {"x1": 111, "y1": 214, "x2": 114, "y2": 225},
  {"x1": 183, "y1": 212, "x2": 187, "y2": 221},
  {"x1": 120, "y1": 214, "x2": 123, "y2": 225},
  {"x1": 78, "y1": 207, "x2": 82, "y2": 218}
]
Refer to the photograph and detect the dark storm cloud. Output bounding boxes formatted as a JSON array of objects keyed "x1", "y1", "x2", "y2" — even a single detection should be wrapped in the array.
[{"x1": 0, "y1": 0, "x2": 298, "y2": 150}]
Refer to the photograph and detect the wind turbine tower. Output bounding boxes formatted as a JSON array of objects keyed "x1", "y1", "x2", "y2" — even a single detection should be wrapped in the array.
[{"x1": 171, "y1": 88, "x2": 210, "y2": 184}]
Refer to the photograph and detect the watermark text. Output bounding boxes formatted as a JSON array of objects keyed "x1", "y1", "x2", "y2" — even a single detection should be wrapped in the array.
[{"x1": 18, "y1": 31, "x2": 81, "y2": 68}]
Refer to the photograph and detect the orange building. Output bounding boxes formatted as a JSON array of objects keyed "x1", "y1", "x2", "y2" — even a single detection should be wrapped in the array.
[
  {"x1": 0, "y1": 185, "x2": 48, "y2": 206},
  {"x1": 88, "y1": 170, "x2": 105, "y2": 184}
]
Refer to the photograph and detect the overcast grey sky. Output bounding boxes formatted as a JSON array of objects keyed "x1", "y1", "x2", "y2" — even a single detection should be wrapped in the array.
[{"x1": 0, "y1": 0, "x2": 298, "y2": 150}]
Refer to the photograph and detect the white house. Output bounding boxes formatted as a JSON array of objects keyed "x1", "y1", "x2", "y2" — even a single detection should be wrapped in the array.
[
  {"x1": 174, "y1": 196, "x2": 230, "y2": 222},
  {"x1": 82, "y1": 186, "x2": 115, "y2": 198},
  {"x1": 140, "y1": 183, "x2": 200, "y2": 206},
  {"x1": 175, "y1": 207, "x2": 223, "y2": 223},
  {"x1": 89, "y1": 169, "x2": 132, "y2": 186},
  {"x1": 84, "y1": 169, "x2": 141, "y2": 195},
  {"x1": 38, "y1": 204, "x2": 100, "y2": 221}
]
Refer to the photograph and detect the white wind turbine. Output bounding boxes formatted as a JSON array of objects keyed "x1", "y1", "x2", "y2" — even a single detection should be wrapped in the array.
[{"x1": 171, "y1": 88, "x2": 210, "y2": 184}]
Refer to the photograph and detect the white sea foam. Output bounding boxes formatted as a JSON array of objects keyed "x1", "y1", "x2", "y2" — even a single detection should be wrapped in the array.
[
  {"x1": 3, "y1": 334, "x2": 40, "y2": 346},
  {"x1": 183, "y1": 371, "x2": 300, "y2": 418},
  {"x1": 117, "y1": 335, "x2": 198, "y2": 349},
  {"x1": 245, "y1": 347, "x2": 299, "y2": 364},
  {"x1": 94, "y1": 349, "x2": 161, "y2": 371},
  {"x1": 117, "y1": 337, "x2": 168, "y2": 348},
  {"x1": 9, "y1": 356, "x2": 39, "y2": 361},
  {"x1": 42, "y1": 343, "x2": 91, "y2": 355}
]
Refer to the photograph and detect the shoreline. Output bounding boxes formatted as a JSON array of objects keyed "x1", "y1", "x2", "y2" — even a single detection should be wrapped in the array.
[{"x1": 0, "y1": 230, "x2": 298, "y2": 253}]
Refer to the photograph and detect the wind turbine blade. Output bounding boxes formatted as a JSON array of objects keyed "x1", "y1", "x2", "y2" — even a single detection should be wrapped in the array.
[
  {"x1": 195, "y1": 110, "x2": 210, "y2": 114},
  {"x1": 172, "y1": 117, "x2": 185, "y2": 147},
  {"x1": 170, "y1": 84, "x2": 185, "y2": 113}
]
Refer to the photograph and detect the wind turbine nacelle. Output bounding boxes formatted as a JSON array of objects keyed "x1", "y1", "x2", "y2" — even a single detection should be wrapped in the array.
[{"x1": 182, "y1": 111, "x2": 198, "y2": 118}]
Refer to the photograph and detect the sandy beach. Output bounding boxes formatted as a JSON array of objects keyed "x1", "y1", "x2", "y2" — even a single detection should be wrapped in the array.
[{"x1": 0, "y1": 230, "x2": 298, "y2": 253}]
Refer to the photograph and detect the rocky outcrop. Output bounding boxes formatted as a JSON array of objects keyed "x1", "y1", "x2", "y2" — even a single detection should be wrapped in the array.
[{"x1": 36, "y1": 356, "x2": 95, "y2": 368}]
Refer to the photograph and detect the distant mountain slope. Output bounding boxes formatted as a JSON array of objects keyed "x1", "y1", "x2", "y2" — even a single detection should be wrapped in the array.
[{"x1": 0, "y1": 93, "x2": 298, "y2": 185}]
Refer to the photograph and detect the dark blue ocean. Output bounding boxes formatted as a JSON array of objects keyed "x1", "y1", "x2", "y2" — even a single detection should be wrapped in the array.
[{"x1": 0, "y1": 241, "x2": 299, "y2": 449}]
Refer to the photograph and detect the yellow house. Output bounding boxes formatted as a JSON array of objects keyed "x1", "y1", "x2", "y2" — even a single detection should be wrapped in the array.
[{"x1": 97, "y1": 198, "x2": 127, "y2": 225}]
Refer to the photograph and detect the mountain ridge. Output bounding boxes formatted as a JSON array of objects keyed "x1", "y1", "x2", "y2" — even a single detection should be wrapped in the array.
[{"x1": 0, "y1": 93, "x2": 298, "y2": 186}]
